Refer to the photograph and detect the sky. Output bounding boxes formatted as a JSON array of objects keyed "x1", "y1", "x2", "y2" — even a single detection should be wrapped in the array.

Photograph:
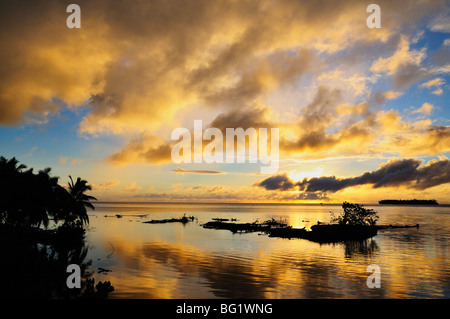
[{"x1": 0, "y1": 0, "x2": 449, "y2": 204}]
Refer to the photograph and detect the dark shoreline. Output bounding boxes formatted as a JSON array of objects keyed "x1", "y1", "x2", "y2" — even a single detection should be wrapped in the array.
[{"x1": 379, "y1": 199, "x2": 438, "y2": 205}]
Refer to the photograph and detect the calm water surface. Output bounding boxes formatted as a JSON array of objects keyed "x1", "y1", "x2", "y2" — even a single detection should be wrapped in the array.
[{"x1": 84, "y1": 203, "x2": 450, "y2": 298}]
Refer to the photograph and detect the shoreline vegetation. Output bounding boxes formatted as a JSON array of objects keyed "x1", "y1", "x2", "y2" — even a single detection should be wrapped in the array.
[
  {"x1": 0, "y1": 156, "x2": 113, "y2": 299},
  {"x1": 200, "y1": 202, "x2": 419, "y2": 241}
]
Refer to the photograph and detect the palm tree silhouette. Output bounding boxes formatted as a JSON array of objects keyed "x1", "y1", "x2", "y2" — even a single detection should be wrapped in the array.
[
  {"x1": 0, "y1": 156, "x2": 27, "y2": 173},
  {"x1": 1, "y1": 157, "x2": 97, "y2": 230},
  {"x1": 1, "y1": 156, "x2": 31, "y2": 226},
  {"x1": 63, "y1": 176, "x2": 97, "y2": 227},
  {"x1": 27, "y1": 167, "x2": 60, "y2": 228}
]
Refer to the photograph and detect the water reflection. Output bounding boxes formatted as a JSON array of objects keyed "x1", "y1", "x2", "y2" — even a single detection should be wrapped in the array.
[
  {"x1": 86, "y1": 203, "x2": 450, "y2": 299},
  {"x1": 0, "y1": 227, "x2": 115, "y2": 299},
  {"x1": 0, "y1": 229, "x2": 89, "y2": 298},
  {"x1": 343, "y1": 239, "x2": 378, "y2": 258},
  {"x1": 113, "y1": 240, "x2": 271, "y2": 298},
  {"x1": 304, "y1": 238, "x2": 378, "y2": 258},
  {"x1": 98, "y1": 236, "x2": 385, "y2": 299}
]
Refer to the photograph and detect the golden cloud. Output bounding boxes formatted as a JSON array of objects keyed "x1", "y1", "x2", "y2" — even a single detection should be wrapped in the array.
[
  {"x1": 420, "y1": 77, "x2": 445, "y2": 88},
  {"x1": 1, "y1": 0, "x2": 441, "y2": 132},
  {"x1": 1, "y1": 0, "x2": 448, "y2": 176},
  {"x1": 91, "y1": 178, "x2": 120, "y2": 190},
  {"x1": 106, "y1": 84, "x2": 449, "y2": 166},
  {"x1": 123, "y1": 182, "x2": 141, "y2": 192},
  {"x1": 413, "y1": 102, "x2": 434, "y2": 115},
  {"x1": 370, "y1": 35, "x2": 426, "y2": 75}
]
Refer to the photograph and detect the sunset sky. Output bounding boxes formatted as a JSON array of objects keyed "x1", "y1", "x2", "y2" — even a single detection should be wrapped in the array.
[{"x1": 1, "y1": 0, "x2": 449, "y2": 203}]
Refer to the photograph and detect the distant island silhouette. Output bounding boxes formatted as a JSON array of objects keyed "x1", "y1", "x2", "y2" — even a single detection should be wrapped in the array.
[{"x1": 379, "y1": 199, "x2": 438, "y2": 205}]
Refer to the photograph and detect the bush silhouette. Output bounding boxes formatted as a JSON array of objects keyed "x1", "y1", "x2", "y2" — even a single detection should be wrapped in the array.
[{"x1": 331, "y1": 202, "x2": 379, "y2": 226}]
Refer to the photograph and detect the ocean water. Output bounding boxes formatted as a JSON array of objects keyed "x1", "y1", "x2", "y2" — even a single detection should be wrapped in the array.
[{"x1": 84, "y1": 203, "x2": 450, "y2": 299}]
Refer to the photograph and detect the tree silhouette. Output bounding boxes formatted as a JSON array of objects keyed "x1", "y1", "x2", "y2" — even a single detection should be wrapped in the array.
[
  {"x1": 61, "y1": 176, "x2": 97, "y2": 228},
  {"x1": 331, "y1": 202, "x2": 379, "y2": 226},
  {"x1": 0, "y1": 156, "x2": 113, "y2": 299},
  {"x1": 0, "y1": 156, "x2": 96, "y2": 230},
  {"x1": 0, "y1": 156, "x2": 27, "y2": 173}
]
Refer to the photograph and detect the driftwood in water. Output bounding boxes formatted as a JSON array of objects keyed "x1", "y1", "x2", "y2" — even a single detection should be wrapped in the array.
[
  {"x1": 202, "y1": 218, "x2": 288, "y2": 233},
  {"x1": 104, "y1": 214, "x2": 148, "y2": 218},
  {"x1": 211, "y1": 218, "x2": 239, "y2": 222},
  {"x1": 97, "y1": 267, "x2": 112, "y2": 274},
  {"x1": 143, "y1": 215, "x2": 195, "y2": 224},
  {"x1": 203, "y1": 221, "x2": 271, "y2": 233}
]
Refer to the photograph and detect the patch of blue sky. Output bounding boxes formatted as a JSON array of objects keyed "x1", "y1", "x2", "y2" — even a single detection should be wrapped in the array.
[{"x1": 0, "y1": 104, "x2": 123, "y2": 170}]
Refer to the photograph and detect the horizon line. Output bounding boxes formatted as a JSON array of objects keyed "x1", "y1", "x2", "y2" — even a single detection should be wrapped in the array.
[{"x1": 92, "y1": 200, "x2": 450, "y2": 206}]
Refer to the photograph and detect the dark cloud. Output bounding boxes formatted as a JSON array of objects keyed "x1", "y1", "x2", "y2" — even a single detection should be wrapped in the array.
[
  {"x1": 257, "y1": 173, "x2": 296, "y2": 191},
  {"x1": 414, "y1": 159, "x2": 450, "y2": 190},
  {"x1": 279, "y1": 86, "x2": 348, "y2": 152},
  {"x1": 392, "y1": 65, "x2": 430, "y2": 90},
  {"x1": 297, "y1": 175, "x2": 354, "y2": 193},
  {"x1": 207, "y1": 105, "x2": 273, "y2": 131},
  {"x1": 300, "y1": 158, "x2": 450, "y2": 192},
  {"x1": 299, "y1": 86, "x2": 342, "y2": 130},
  {"x1": 257, "y1": 158, "x2": 450, "y2": 193}
]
